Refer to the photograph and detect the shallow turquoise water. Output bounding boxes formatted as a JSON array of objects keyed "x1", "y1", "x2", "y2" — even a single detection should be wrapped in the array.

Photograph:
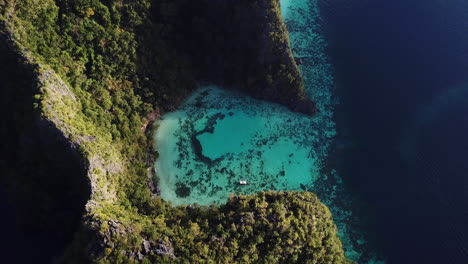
[
  {"x1": 154, "y1": 87, "x2": 323, "y2": 205},
  {"x1": 154, "y1": 0, "x2": 383, "y2": 262},
  {"x1": 154, "y1": 0, "x2": 337, "y2": 206}
]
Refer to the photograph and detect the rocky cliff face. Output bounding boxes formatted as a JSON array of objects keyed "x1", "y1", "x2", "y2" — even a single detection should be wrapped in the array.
[
  {"x1": 140, "y1": 0, "x2": 316, "y2": 114},
  {"x1": 0, "y1": 31, "x2": 91, "y2": 263},
  {"x1": 174, "y1": 0, "x2": 316, "y2": 114}
]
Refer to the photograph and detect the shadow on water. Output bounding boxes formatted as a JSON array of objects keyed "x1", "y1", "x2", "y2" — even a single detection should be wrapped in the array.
[
  {"x1": 0, "y1": 35, "x2": 91, "y2": 263},
  {"x1": 320, "y1": 0, "x2": 468, "y2": 263}
]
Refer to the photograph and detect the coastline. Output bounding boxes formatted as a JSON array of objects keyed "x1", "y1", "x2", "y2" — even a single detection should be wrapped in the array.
[{"x1": 1, "y1": 0, "x2": 352, "y2": 262}]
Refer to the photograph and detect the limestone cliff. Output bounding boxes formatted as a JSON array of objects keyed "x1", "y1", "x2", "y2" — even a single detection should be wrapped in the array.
[{"x1": 0, "y1": 0, "x2": 350, "y2": 263}]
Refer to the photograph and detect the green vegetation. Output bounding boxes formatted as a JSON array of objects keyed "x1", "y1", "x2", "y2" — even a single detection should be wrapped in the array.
[
  {"x1": 174, "y1": 0, "x2": 315, "y2": 114},
  {"x1": 0, "y1": 0, "x2": 349, "y2": 263},
  {"x1": 89, "y1": 192, "x2": 351, "y2": 264}
]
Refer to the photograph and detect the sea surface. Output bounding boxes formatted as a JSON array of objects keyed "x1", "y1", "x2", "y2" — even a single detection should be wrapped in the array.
[
  {"x1": 154, "y1": 0, "x2": 468, "y2": 263},
  {"x1": 321, "y1": 0, "x2": 468, "y2": 263}
]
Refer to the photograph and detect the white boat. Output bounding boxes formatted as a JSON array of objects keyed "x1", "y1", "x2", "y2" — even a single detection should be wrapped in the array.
[{"x1": 239, "y1": 180, "x2": 247, "y2": 185}]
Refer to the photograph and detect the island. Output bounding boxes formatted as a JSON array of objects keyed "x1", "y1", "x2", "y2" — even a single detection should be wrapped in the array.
[{"x1": 0, "y1": 0, "x2": 351, "y2": 263}]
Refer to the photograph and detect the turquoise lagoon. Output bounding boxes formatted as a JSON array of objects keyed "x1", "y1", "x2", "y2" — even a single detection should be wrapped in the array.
[
  {"x1": 155, "y1": 0, "x2": 336, "y2": 206},
  {"x1": 154, "y1": 86, "x2": 325, "y2": 205},
  {"x1": 153, "y1": 0, "x2": 383, "y2": 263}
]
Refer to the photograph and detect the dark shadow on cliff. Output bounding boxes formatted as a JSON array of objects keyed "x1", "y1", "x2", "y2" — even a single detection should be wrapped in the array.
[
  {"x1": 0, "y1": 36, "x2": 91, "y2": 263},
  {"x1": 135, "y1": 0, "x2": 315, "y2": 115}
]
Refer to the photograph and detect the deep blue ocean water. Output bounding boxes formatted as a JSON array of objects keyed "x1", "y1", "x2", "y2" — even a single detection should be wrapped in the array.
[{"x1": 321, "y1": 0, "x2": 468, "y2": 263}]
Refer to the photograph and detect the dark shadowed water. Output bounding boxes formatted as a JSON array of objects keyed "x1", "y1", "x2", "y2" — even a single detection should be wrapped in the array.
[
  {"x1": 0, "y1": 189, "x2": 58, "y2": 264},
  {"x1": 321, "y1": 0, "x2": 468, "y2": 263}
]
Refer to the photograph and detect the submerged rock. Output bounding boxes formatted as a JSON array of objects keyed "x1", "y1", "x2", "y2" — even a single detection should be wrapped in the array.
[{"x1": 175, "y1": 182, "x2": 191, "y2": 198}]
